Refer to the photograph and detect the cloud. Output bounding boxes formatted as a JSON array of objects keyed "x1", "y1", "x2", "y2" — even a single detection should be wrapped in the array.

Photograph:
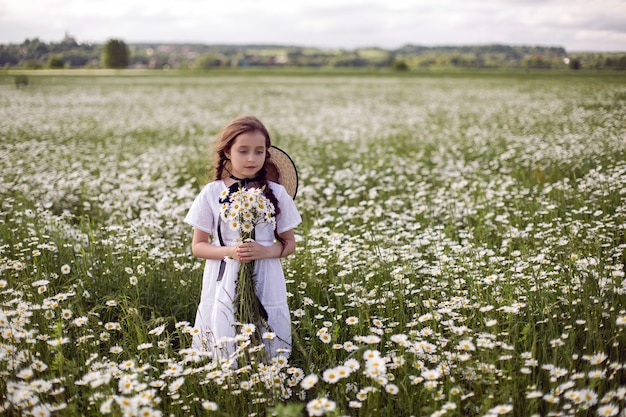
[{"x1": 0, "y1": 0, "x2": 624, "y2": 51}]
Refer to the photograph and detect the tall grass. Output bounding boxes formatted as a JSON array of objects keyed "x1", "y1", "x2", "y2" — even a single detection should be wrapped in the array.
[{"x1": 1, "y1": 71, "x2": 625, "y2": 416}]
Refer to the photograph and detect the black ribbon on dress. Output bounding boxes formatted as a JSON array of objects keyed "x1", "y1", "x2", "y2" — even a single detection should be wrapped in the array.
[
  {"x1": 229, "y1": 174, "x2": 261, "y2": 187},
  {"x1": 216, "y1": 222, "x2": 227, "y2": 282},
  {"x1": 216, "y1": 180, "x2": 244, "y2": 282}
]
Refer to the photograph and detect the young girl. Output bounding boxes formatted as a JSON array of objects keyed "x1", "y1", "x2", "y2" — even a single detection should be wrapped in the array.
[{"x1": 184, "y1": 116, "x2": 301, "y2": 362}]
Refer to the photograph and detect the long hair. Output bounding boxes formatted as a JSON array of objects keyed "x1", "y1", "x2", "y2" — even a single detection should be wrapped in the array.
[{"x1": 213, "y1": 116, "x2": 285, "y2": 248}]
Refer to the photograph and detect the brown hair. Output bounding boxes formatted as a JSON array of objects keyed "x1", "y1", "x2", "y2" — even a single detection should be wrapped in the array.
[
  {"x1": 213, "y1": 116, "x2": 285, "y2": 247},
  {"x1": 213, "y1": 116, "x2": 278, "y2": 182}
]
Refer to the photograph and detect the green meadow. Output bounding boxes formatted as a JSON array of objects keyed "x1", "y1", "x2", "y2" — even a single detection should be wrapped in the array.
[{"x1": 1, "y1": 70, "x2": 625, "y2": 416}]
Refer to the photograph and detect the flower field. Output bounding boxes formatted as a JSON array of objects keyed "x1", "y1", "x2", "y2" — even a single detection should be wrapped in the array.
[{"x1": 1, "y1": 70, "x2": 625, "y2": 416}]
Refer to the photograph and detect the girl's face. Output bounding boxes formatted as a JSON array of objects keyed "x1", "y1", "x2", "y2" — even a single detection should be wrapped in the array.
[{"x1": 225, "y1": 130, "x2": 267, "y2": 179}]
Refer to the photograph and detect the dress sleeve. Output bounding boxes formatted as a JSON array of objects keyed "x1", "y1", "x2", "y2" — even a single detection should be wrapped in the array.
[
  {"x1": 184, "y1": 183, "x2": 216, "y2": 234},
  {"x1": 274, "y1": 183, "x2": 302, "y2": 234}
]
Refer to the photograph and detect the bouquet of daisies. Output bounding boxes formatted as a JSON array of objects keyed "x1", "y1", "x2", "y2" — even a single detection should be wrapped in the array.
[{"x1": 219, "y1": 185, "x2": 276, "y2": 357}]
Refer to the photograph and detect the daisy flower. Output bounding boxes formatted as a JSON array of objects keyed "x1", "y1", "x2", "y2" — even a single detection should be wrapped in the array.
[
  {"x1": 72, "y1": 316, "x2": 88, "y2": 327},
  {"x1": 241, "y1": 323, "x2": 256, "y2": 336},
  {"x1": 349, "y1": 401, "x2": 362, "y2": 408},
  {"x1": 543, "y1": 393, "x2": 559, "y2": 404},
  {"x1": 318, "y1": 333, "x2": 331, "y2": 344},
  {"x1": 110, "y1": 345, "x2": 123, "y2": 354},
  {"x1": 362, "y1": 334, "x2": 381, "y2": 344},
  {"x1": 365, "y1": 357, "x2": 387, "y2": 377},
  {"x1": 306, "y1": 398, "x2": 336, "y2": 416},
  {"x1": 456, "y1": 339, "x2": 476, "y2": 351},
  {"x1": 421, "y1": 368, "x2": 441, "y2": 381},
  {"x1": 588, "y1": 369, "x2": 606, "y2": 379},
  {"x1": 104, "y1": 322, "x2": 121, "y2": 331},
  {"x1": 202, "y1": 401, "x2": 218, "y2": 411},
  {"x1": 526, "y1": 390, "x2": 543, "y2": 399},
  {"x1": 596, "y1": 404, "x2": 619, "y2": 416},
  {"x1": 148, "y1": 324, "x2": 166, "y2": 336},
  {"x1": 488, "y1": 404, "x2": 513, "y2": 414},
  {"x1": 344, "y1": 358, "x2": 360, "y2": 371},
  {"x1": 30, "y1": 405, "x2": 52, "y2": 417},
  {"x1": 580, "y1": 388, "x2": 598, "y2": 405},
  {"x1": 385, "y1": 384, "x2": 399, "y2": 395},
  {"x1": 47, "y1": 337, "x2": 70, "y2": 347},
  {"x1": 363, "y1": 349, "x2": 380, "y2": 360},
  {"x1": 586, "y1": 352, "x2": 608, "y2": 365},
  {"x1": 372, "y1": 318, "x2": 384, "y2": 327},
  {"x1": 322, "y1": 367, "x2": 341, "y2": 384},
  {"x1": 168, "y1": 376, "x2": 185, "y2": 392},
  {"x1": 300, "y1": 374, "x2": 319, "y2": 390},
  {"x1": 241, "y1": 222, "x2": 254, "y2": 233}
]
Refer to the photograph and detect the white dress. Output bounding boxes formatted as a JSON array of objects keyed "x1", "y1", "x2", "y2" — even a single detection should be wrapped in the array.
[{"x1": 184, "y1": 180, "x2": 302, "y2": 360}]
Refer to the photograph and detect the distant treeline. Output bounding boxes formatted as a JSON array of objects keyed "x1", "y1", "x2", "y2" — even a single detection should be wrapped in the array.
[{"x1": 2, "y1": 35, "x2": 625, "y2": 70}]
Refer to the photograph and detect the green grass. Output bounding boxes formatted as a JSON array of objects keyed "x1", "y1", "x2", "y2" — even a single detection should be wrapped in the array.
[{"x1": 1, "y1": 71, "x2": 625, "y2": 416}]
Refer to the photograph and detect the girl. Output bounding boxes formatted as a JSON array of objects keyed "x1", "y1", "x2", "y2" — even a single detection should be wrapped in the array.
[{"x1": 184, "y1": 116, "x2": 301, "y2": 362}]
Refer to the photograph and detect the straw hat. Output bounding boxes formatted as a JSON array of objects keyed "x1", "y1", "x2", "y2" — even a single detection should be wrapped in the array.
[
  {"x1": 266, "y1": 146, "x2": 299, "y2": 200},
  {"x1": 221, "y1": 145, "x2": 299, "y2": 200}
]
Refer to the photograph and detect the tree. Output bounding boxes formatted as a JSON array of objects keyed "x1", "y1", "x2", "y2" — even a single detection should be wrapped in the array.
[
  {"x1": 102, "y1": 39, "x2": 129, "y2": 69},
  {"x1": 195, "y1": 53, "x2": 225, "y2": 69},
  {"x1": 391, "y1": 59, "x2": 409, "y2": 71},
  {"x1": 48, "y1": 55, "x2": 65, "y2": 69},
  {"x1": 569, "y1": 58, "x2": 581, "y2": 70}
]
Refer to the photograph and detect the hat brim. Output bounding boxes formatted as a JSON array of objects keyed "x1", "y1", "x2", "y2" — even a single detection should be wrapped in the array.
[
  {"x1": 267, "y1": 146, "x2": 299, "y2": 200},
  {"x1": 221, "y1": 145, "x2": 299, "y2": 199}
]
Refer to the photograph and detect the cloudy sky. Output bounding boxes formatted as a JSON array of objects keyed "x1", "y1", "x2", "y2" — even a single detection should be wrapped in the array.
[{"x1": 1, "y1": 0, "x2": 625, "y2": 52}]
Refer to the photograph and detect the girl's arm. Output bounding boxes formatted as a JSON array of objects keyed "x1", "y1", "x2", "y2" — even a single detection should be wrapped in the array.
[
  {"x1": 236, "y1": 229, "x2": 296, "y2": 263},
  {"x1": 191, "y1": 228, "x2": 237, "y2": 260},
  {"x1": 191, "y1": 228, "x2": 296, "y2": 263}
]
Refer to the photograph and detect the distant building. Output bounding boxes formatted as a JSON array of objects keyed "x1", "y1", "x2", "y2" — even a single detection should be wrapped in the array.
[{"x1": 62, "y1": 31, "x2": 78, "y2": 46}]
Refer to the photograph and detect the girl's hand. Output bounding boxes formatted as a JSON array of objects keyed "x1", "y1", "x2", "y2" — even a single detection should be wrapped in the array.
[
  {"x1": 234, "y1": 229, "x2": 296, "y2": 262},
  {"x1": 236, "y1": 241, "x2": 263, "y2": 263}
]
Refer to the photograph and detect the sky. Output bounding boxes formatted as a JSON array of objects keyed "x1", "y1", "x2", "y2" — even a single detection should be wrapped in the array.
[{"x1": 1, "y1": 0, "x2": 625, "y2": 52}]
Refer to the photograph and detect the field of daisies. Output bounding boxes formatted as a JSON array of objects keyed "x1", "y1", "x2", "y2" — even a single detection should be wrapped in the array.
[{"x1": 1, "y1": 70, "x2": 625, "y2": 417}]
